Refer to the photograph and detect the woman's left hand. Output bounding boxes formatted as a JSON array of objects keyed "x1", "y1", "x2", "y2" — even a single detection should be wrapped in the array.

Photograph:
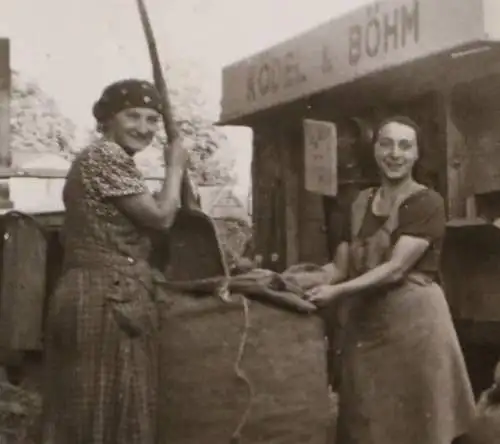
[{"x1": 305, "y1": 285, "x2": 346, "y2": 307}]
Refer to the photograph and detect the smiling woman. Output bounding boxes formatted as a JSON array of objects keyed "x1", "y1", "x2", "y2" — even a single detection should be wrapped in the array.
[
  {"x1": 41, "y1": 78, "x2": 190, "y2": 444},
  {"x1": 99, "y1": 107, "x2": 161, "y2": 153},
  {"x1": 308, "y1": 115, "x2": 476, "y2": 444},
  {"x1": 373, "y1": 115, "x2": 421, "y2": 184},
  {"x1": 92, "y1": 79, "x2": 162, "y2": 150}
]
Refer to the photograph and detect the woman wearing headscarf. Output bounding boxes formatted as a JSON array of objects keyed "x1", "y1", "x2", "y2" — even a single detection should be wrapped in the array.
[
  {"x1": 42, "y1": 79, "x2": 189, "y2": 444},
  {"x1": 307, "y1": 116, "x2": 476, "y2": 444}
]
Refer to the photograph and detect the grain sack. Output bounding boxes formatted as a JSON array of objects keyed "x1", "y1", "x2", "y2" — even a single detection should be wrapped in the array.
[{"x1": 158, "y1": 291, "x2": 330, "y2": 444}]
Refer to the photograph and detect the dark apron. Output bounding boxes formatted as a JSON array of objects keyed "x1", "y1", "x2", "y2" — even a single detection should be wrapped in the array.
[{"x1": 328, "y1": 182, "x2": 475, "y2": 444}]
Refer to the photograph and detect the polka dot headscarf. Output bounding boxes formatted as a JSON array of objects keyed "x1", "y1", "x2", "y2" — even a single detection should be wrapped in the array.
[{"x1": 92, "y1": 79, "x2": 163, "y2": 123}]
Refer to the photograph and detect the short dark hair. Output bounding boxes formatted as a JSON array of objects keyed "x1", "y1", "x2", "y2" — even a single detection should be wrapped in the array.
[{"x1": 373, "y1": 115, "x2": 421, "y2": 146}]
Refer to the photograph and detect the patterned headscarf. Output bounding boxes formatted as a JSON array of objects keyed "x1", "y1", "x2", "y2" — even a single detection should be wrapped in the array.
[{"x1": 92, "y1": 79, "x2": 163, "y2": 123}]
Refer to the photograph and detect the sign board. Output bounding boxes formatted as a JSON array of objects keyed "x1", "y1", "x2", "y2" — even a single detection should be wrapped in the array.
[
  {"x1": 304, "y1": 119, "x2": 337, "y2": 196},
  {"x1": 220, "y1": 0, "x2": 497, "y2": 122}
]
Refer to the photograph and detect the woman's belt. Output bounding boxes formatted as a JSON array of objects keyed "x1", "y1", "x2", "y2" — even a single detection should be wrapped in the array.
[{"x1": 63, "y1": 249, "x2": 168, "y2": 289}]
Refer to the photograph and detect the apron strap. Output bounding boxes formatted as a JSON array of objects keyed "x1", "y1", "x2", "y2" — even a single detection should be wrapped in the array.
[
  {"x1": 351, "y1": 188, "x2": 375, "y2": 240},
  {"x1": 348, "y1": 181, "x2": 428, "y2": 277},
  {"x1": 351, "y1": 182, "x2": 426, "y2": 239},
  {"x1": 383, "y1": 182, "x2": 426, "y2": 235}
]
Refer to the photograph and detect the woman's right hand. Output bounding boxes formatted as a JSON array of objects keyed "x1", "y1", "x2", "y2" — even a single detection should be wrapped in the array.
[{"x1": 164, "y1": 137, "x2": 191, "y2": 170}]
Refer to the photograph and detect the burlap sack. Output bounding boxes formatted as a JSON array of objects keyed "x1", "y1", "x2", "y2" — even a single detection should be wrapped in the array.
[{"x1": 158, "y1": 291, "x2": 330, "y2": 444}]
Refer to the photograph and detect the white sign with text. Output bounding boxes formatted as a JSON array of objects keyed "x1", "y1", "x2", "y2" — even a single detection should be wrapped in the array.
[
  {"x1": 220, "y1": 0, "x2": 495, "y2": 121},
  {"x1": 304, "y1": 119, "x2": 337, "y2": 196}
]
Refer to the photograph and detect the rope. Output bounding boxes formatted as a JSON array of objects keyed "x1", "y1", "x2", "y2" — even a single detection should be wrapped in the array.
[{"x1": 230, "y1": 295, "x2": 254, "y2": 444}]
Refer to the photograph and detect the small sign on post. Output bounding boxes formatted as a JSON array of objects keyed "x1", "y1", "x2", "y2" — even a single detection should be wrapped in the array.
[{"x1": 303, "y1": 119, "x2": 338, "y2": 196}]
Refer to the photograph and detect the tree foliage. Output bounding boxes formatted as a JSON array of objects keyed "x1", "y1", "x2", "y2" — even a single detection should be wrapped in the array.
[
  {"x1": 10, "y1": 71, "x2": 77, "y2": 164},
  {"x1": 139, "y1": 60, "x2": 234, "y2": 185},
  {"x1": 9, "y1": 62, "x2": 234, "y2": 186}
]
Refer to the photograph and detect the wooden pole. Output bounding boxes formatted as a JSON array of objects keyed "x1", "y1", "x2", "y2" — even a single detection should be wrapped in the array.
[
  {"x1": 135, "y1": 0, "x2": 229, "y2": 283},
  {"x1": 135, "y1": 0, "x2": 200, "y2": 210}
]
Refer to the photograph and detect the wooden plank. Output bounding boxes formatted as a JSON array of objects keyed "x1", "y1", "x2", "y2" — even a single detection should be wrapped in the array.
[
  {"x1": 411, "y1": 90, "x2": 466, "y2": 218},
  {"x1": 463, "y1": 103, "x2": 500, "y2": 196},
  {"x1": 298, "y1": 189, "x2": 330, "y2": 264},
  {"x1": 446, "y1": 80, "x2": 500, "y2": 202},
  {"x1": 252, "y1": 122, "x2": 301, "y2": 271},
  {"x1": 282, "y1": 124, "x2": 300, "y2": 266},
  {"x1": 456, "y1": 320, "x2": 500, "y2": 346},
  {"x1": 252, "y1": 125, "x2": 282, "y2": 270},
  {"x1": 270, "y1": 125, "x2": 287, "y2": 271},
  {"x1": 250, "y1": 128, "x2": 264, "y2": 265},
  {"x1": 0, "y1": 214, "x2": 47, "y2": 350},
  {"x1": 442, "y1": 225, "x2": 500, "y2": 321}
]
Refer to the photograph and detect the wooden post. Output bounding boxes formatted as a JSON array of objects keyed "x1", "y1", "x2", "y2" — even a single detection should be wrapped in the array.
[
  {"x1": 438, "y1": 89, "x2": 469, "y2": 219},
  {"x1": 251, "y1": 122, "x2": 296, "y2": 271},
  {"x1": 0, "y1": 39, "x2": 13, "y2": 209},
  {"x1": 282, "y1": 124, "x2": 300, "y2": 267},
  {"x1": 251, "y1": 125, "x2": 276, "y2": 269},
  {"x1": 298, "y1": 119, "x2": 334, "y2": 265}
]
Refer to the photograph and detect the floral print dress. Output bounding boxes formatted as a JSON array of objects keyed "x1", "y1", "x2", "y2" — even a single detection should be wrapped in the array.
[{"x1": 42, "y1": 139, "x2": 162, "y2": 444}]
